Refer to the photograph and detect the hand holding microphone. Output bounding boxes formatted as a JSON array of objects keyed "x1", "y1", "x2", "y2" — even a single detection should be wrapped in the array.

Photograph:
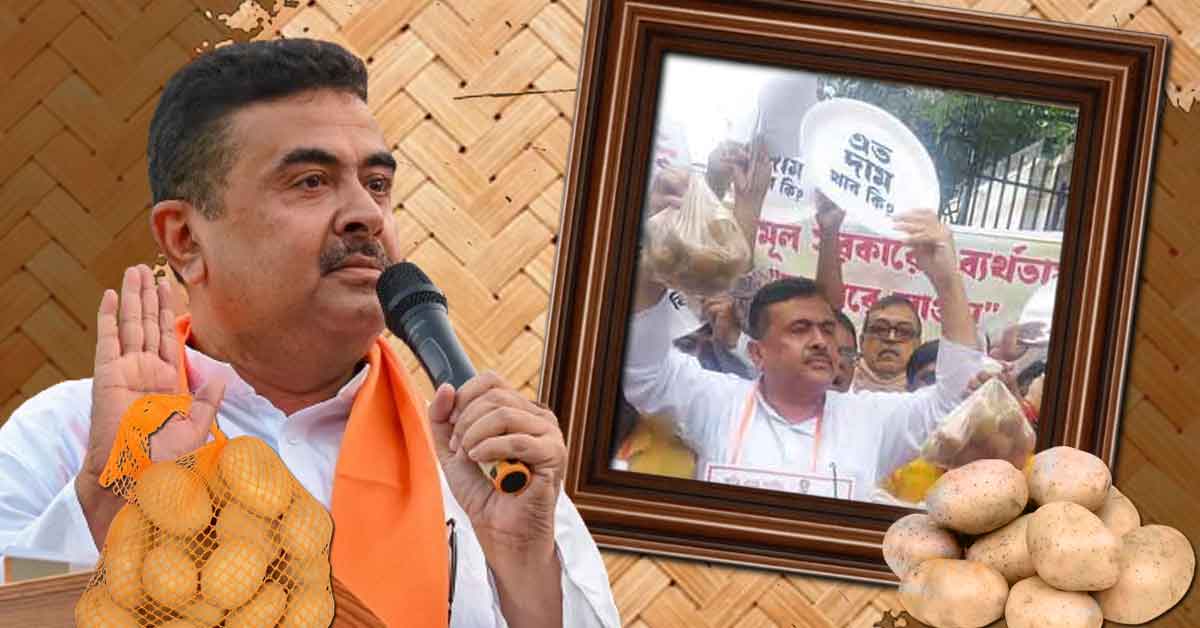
[
  {"x1": 377, "y1": 263, "x2": 560, "y2": 497},
  {"x1": 378, "y1": 263, "x2": 567, "y2": 626}
]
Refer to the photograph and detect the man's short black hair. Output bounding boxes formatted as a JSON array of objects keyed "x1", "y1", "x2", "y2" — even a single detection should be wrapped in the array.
[
  {"x1": 746, "y1": 277, "x2": 828, "y2": 339},
  {"x1": 834, "y1": 310, "x2": 857, "y2": 349},
  {"x1": 864, "y1": 294, "x2": 923, "y2": 339},
  {"x1": 905, "y1": 340, "x2": 939, "y2": 389},
  {"x1": 148, "y1": 38, "x2": 368, "y2": 219}
]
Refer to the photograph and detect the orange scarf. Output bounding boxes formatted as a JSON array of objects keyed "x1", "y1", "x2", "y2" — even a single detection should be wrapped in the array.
[{"x1": 174, "y1": 316, "x2": 449, "y2": 627}]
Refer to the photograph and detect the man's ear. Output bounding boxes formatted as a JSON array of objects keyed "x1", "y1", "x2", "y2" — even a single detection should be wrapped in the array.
[
  {"x1": 747, "y1": 337, "x2": 763, "y2": 370},
  {"x1": 150, "y1": 200, "x2": 206, "y2": 285}
]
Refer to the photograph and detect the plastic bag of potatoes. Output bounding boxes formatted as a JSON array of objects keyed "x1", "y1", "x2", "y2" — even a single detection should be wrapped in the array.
[
  {"x1": 75, "y1": 394, "x2": 335, "y2": 627},
  {"x1": 919, "y1": 377, "x2": 1036, "y2": 471},
  {"x1": 879, "y1": 378, "x2": 1034, "y2": 507},
  {"x1": 641, "y1": 170, "x2": 752, "y2": 297}
]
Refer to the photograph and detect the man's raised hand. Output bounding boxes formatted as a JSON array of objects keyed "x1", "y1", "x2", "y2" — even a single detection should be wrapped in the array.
[
  {"x1": 814, "y1": 189, "x2": 846, "y2": 235},
  {"x1": 893, "y1": 209, "x2": 959, "y2": 289},
  {"x1": 893, "y1": 210, "x2": 978, "y2": 348},
  {"x1": 77, "y1": 265, "x2": 223, "y2": 545}
]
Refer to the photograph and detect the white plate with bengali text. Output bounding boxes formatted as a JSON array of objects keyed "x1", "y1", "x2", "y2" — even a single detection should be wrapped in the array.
[{"x1": 799, "y1": 98, "x2": 940, "y2": 240}]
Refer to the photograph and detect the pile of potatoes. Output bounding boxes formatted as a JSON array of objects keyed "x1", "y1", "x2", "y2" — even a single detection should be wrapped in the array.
[
  {"x1": 76, "y1": 437, "x2": 335, "y2": 628},
  {"x1": 883, "y1": 447, "x2": 1195, "y2": 628}
]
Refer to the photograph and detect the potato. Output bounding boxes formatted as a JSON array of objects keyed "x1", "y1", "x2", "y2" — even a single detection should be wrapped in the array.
[
  {"x1": 1093, "y1": 525, "x2": 1195, "y2": 624},
  {"x1": 284, "y1": 554, "x2": 332, "y2": 589},
  {"x1": 949, "y1": 442, "x2": 993, "y2": 468},
  {"x1": 280, "y1": 584, "x2": 336, "y2": 628},
  {"x1": 181, "y1": 599, "x2": 226, "y2": 625},
  {"x1": 1005, "y1": 576, "x2": 1102, "y2": 628},
  {"x1": 215, "y1": 500, "x2": 275, "y2": 544},
  {"x1": 279, "y1": 491, "x2": 333, "y2": 561},
  {"x1": 982, "y1": 432, "x2": 1014, "y2": 459},
  {"x1": 142, "y1": 541, "x2": 199, "y2": 608},
  {"x1": 218, "y1": 437, "x2": 293, "y2": 519},
  {"x1": 105, "y1": 505, "x2": 149, "y2": 547},
  {"x1": 102, "y1": 508, "x2": 149, "y2": 609},
  {"x1": 225, "y1": 582, "x2": 288, "y2": 628},
  {"x1": 103, "y1": 537, "x2": 146, "y2": 609},
  {"x1": 1027, "y1": 502, "x2": 1121, "y2": 591},
  {"x1": 966, "y1": 514, "x2": 1035, "y2": 585},
  {"x1": 1095, "y1": 486, "x2": 1140, "y2": 538},
  {"x1": 926, "y1": 459, "x2": 1028, "y2": 535},
  {"x1": 899, "y1": 558, "x2": 1008, "y2": 628},
  {"x1": 75, "y1": 587, "x2": 139, "y2": 628},
  {"x1": 135, "y1": 461, "x2": 212, "y2": 537},
  {"x1": 1027, "y1": 446, "x2": 1111, "y2": 510},
  {"x1": 1001, "y1": 411, "x2": 1028, "y2": 436},
  {"x1": 200, "y1": 537, "x2": 271, "y2": 609},
  {"x1": 882, "y1": 513, "x2": 961, "y2": 579}
]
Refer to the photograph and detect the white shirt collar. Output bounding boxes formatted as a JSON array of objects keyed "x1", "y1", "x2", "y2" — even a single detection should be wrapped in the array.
[
  {"x1": 183, "y1": 344, "x2": 371, "y2": 418},
  {"x1": 752, "y1": 379, "x2": 818, "y2": 436}
]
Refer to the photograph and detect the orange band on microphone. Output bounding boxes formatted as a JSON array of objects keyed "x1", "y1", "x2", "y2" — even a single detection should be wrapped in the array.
[{"x1": 486, "y1": 459, "x2": 531, "y2": 495}]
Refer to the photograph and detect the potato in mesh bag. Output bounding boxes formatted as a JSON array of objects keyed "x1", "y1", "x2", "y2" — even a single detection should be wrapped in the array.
[
  {"x1": 920, "y1": 377, "x2": 1036, "y2": 470},
  {"x1": 77, "y1": 392, "x2": 334, "y2": 627},
  {"x1": 282, "y1": 583, "x2": 337, "y2": 628},
  {"x1": 218, "y1": 436, "x2": 293, "y2": 519},
  {"x1": 103, "y1": 507, "x2": 149, "y2": 610},
  {"x1": 142, "y1": 541, "x2": 198, "y2": 608},
  {"x1": 225, "y1": 581, "x2": 288, "y2": 628},
  {"x1": 642, "y1": 171, "x2": 752, "y2": 297},
  {"x1": 76, "y1": 586, "x2": 139, "y2": 628}
]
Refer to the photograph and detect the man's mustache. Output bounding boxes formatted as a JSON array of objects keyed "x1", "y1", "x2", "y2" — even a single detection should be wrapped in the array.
[
  {"x1": 319, "y1": 239, "x2": 393, "y2": 275},
  {"x1": 805, "y1": 349, "x2": 833, "y2": 364}
]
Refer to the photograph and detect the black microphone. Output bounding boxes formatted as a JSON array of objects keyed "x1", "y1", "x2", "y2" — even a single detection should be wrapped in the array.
[{"x1": 377, "y1": 262, "x2": 530, "y2": 495}]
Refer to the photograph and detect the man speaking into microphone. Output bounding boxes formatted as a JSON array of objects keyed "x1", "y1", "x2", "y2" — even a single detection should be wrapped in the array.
[{"x1": 0, "y1": 38, "x2": 619, "y2": 627}]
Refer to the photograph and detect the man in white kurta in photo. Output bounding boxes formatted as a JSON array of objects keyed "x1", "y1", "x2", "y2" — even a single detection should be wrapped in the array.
[{"x1": 623, "y1": 210, "x2": 987, "y2": 502}]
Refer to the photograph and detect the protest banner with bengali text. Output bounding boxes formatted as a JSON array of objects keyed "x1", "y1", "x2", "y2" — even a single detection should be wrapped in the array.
[{"x1": 751, "y1": 205, "x2": 1062, "y2": 340}]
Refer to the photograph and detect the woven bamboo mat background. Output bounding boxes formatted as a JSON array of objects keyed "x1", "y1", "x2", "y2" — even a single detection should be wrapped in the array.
[{"x1": 0, "y1": 1, "x2": 1196, "y2": 626}]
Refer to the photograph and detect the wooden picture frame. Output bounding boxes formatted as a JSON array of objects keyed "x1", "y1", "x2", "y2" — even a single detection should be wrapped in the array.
[{"x1": 540, "y1": 0, "x2": 1168, "y2": 583}]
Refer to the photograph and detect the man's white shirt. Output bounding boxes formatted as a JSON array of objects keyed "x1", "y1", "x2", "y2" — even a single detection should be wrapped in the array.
[
  {"x1": 622, "y1": 293, "x2": 984, "y2": 502},
  {"x1": 0, "y1": 345, "x2": 620, "y2": 628}
]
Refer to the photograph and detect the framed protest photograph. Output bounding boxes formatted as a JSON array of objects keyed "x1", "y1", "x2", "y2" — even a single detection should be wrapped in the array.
[{"x1": 540, "y1": 0, "x2": 1168, "y2": 582}]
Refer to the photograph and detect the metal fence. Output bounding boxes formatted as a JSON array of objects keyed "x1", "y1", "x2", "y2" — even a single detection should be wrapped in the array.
[{"x1": 941, "y1": 140, "x2": 1073, "y2": 232}]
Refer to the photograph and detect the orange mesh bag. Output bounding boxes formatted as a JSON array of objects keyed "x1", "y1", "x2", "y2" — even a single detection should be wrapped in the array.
[{"x1": 75, "y1": 394, "x2": 336, "y2": 628}]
